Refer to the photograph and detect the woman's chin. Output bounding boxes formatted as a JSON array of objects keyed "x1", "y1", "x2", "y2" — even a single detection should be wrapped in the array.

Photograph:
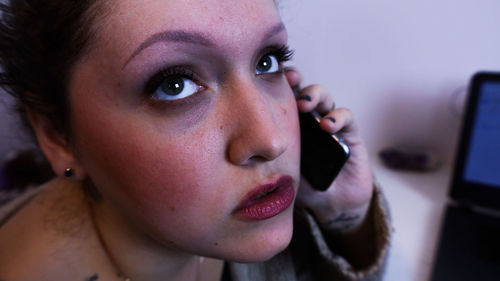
[
  {"x1": 225, "y1": 239, "x2": 292, "y2": 263},
  {"x1": 240, "y1": 238, "x2": 292, "y2": 263},
  {"x1": 223, "y1": 219, "x2": 294, "y2": 263}
]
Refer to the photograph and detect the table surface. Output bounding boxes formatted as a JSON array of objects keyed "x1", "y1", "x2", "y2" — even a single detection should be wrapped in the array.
[{"x1": 372, "y1": 158, "x2": 453, "y2": 281}]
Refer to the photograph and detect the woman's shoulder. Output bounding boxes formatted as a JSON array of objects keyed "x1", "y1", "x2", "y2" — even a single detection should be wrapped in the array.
[
  {"x1": 0, "y1": 179, "x2": 111, "y2": 280},
  {"x1": 0, "y1": 185, "x2": 44, "y2": 226}
]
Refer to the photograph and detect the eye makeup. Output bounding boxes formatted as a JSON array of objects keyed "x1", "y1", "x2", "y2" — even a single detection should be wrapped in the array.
[
  {"x1": 140, "y1": 65, "x2": 209, "y2": 111},
  {"x1": 257, "y1": 44, "x2": 294, "y2": 73},
  {"x1": 141, "y1": 43, "x2": 294, "y2": 109},
  {"x1": 269, "y1": 44, "x2": 294, "y2": 64},
  {"x1": 144, "y1": 66, "x2": 203, "y2": 95}
]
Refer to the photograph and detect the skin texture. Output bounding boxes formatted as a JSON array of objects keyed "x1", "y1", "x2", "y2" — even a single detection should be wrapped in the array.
[
  {"x1": 66, "y1": 0, "x2": 300, "y2": 279},
  {"x1": 1, "y1": 0, "x2": 374, "y2": 280}
]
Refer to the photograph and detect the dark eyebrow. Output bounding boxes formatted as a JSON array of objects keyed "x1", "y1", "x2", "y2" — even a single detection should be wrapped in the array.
[
  {"x1": 122, "y1": 22, "x2": 286, "y2": 69},
  {"x1": 264, "y1": 22, "x2": 286, "y2": 41},
  {"x1": 123, "y1": 31, "x2": 214, "y2": 68}
]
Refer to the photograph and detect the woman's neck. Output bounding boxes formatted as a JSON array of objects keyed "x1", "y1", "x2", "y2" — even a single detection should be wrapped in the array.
[{"x1": 87, "y1": 196, "x2": 223, "y2": 281}]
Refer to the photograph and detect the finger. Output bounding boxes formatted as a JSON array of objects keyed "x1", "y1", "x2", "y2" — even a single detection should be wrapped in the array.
[
  {"x1": 296, "y1": 84, "x2": 334, "y2": 115},
  {"x1": 285, "y1": 67, "x2": 302, "y2": 89},
  {"x1": 319, "y1": 107, "x2": 358, "y2": 135}
]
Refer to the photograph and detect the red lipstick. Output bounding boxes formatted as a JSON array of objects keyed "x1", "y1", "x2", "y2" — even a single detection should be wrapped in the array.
[{"x1": 233, "y1": 175, "x2": 295, "y2": 221}]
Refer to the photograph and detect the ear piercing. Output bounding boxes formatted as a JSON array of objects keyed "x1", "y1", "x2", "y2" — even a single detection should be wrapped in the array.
[{"x1": 64, "y1": 168, "x2": 73, "y2": 178}]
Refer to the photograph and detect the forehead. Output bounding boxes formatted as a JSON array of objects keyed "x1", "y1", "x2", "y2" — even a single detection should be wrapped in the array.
[{"x1": 97, "y1": 0, "x2": 282, "y2": 62}]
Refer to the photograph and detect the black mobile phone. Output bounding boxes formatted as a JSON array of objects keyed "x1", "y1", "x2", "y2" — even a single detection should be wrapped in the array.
[{"x1": 298, "y1": 108, "x2": 351, "y2": 191}]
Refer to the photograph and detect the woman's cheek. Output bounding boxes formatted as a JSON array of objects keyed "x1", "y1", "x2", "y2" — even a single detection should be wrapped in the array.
[
  {"x1": 76, "y1": 115, "x2": 221, "y2": 212},
  {"x1": 280, "y1": 94, "x2": 302, "y2": 170}
]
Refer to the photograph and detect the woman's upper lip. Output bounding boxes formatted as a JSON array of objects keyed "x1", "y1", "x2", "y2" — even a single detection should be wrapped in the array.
[{"x1": 234, "y1": 175, "x2": 294, "y2": 211}]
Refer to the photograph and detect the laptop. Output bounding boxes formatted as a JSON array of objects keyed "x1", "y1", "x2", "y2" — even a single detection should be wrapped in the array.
[{"x1": 431, "y1": 72, "x2": 500, "y2": 281}]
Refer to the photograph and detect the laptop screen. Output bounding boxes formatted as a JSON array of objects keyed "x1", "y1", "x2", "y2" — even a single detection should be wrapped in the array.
[
  {"x1": 451, "y1": 72, "x2": 500, "y2": 210},
  {"x1": 463, "y1": 81, "x2": 500, "y2": 188}
]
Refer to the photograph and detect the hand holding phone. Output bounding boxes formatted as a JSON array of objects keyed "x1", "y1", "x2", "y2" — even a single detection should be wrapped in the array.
[
  {"x1": 293, "y1": 87, "x2": 350, "y2": 191},
  {"x1": 288, "y1": 72, "x2": 374, "y2": 233}
]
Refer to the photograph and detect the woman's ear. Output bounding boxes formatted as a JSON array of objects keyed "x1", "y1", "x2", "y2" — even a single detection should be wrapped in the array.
[{"x1": 26, "y1": 108, "x2": 87, "y2": 180}]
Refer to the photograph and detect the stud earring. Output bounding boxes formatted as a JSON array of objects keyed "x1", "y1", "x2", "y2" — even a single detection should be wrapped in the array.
[{"x1": 64, "y1": 168, "x2": 73, "y2": 178}]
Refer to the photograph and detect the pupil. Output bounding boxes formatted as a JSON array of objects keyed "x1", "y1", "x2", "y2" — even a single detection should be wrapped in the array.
[
  {"x1": 257, "y1": 56, "x2": 272, "y2": 72},
  {"x1": 162, "y1": 77, "x2": 184, "y2": 96}
]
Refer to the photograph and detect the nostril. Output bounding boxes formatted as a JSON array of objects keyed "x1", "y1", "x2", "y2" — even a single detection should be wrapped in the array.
[
  {"x1": 247, "y1": 133, "x2": 288, "y2": 164},
  {"x1": 228, "y1": 130, "x2": 288, "y2": 166}
]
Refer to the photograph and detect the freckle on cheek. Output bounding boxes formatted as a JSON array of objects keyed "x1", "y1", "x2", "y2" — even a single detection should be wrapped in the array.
[
  {"x1": 214, "y1": 242, "x2": 219, "y2": 246},
  {"x1": 169, "y1": 206, "x2": 176, "y2": 212},
  {"x1": 281, "y1": 106, "x2": 287, "y2": 115}
]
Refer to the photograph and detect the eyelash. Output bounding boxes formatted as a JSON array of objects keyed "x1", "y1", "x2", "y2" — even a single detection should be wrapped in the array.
[
  {"x1": 144, "y1": 66, "x2": 199, "y2": 95},
  {"x1": 143, "y1": 45, "x2": 294, "y2": 97},
  {"x1": 265, "y1": 45, "x2": 294, "y2": 67}
]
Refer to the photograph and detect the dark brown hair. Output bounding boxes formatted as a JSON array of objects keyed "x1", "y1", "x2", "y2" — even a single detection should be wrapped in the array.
[
  {"x1": 0, "y1": 0, "x2": 109, "y2": 190},
  {"x1": 0, "y1": 0, "x2": 108, "y2": 138}
]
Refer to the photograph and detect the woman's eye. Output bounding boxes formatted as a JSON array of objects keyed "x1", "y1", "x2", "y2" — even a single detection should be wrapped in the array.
[
  {"x1": 151, "y1": 75, "x2": 203, "y2": 101},
  {"x1": 255, "y1": 54, "x2": 280, "y2": 74}
]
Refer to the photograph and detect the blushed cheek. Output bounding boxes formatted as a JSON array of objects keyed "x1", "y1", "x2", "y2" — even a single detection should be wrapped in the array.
[
  {"x1": 74, "y1": 118, "x2": 217, "y2": 215},
  {"x1": 126, "y1": 144, "x2": 211, "y2": 201}
]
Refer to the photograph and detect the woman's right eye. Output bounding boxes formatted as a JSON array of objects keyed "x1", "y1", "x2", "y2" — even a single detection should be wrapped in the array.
[{"x1": 150, "y1": 75, "x2": 204, "y2": 101}]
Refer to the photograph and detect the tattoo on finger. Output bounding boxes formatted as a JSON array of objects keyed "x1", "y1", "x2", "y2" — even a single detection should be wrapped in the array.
[{"x1": 325, "y1": 213, "x2": 360, "y2": 230}]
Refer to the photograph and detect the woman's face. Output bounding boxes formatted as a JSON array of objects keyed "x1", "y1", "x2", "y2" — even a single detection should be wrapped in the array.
[{"x1": 69, "y1": 0, "x2": 300, "y2": 262}]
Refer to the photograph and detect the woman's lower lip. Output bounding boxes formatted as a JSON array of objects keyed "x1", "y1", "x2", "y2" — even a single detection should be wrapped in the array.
[{"x1": 234, "y1": 177, "x2": 295, "y2": 221}]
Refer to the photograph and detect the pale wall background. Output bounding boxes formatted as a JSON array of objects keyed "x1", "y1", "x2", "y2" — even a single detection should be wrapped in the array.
[
  {"x1": 279, "y1": 2, "x2": 500, "y2": 280},
  {"x1": 280, "y1": 0, "x2": 500, "y2": 165},
  {"x1": 1, "y1": 0, "x2": 500, "y2": 162}
]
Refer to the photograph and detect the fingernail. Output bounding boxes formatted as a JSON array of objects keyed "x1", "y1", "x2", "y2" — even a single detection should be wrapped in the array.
[
  {"x1": 327, "y1": 117, "x2": 336, "y2": 123},
  {"x1": 297, "y1": 95, "x2": 311, "y2": 101}
]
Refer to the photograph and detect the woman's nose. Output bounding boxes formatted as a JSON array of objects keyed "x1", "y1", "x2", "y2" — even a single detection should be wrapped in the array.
[{"x1": 226, "y1": 80, "x2": 289, "y2": 166}]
